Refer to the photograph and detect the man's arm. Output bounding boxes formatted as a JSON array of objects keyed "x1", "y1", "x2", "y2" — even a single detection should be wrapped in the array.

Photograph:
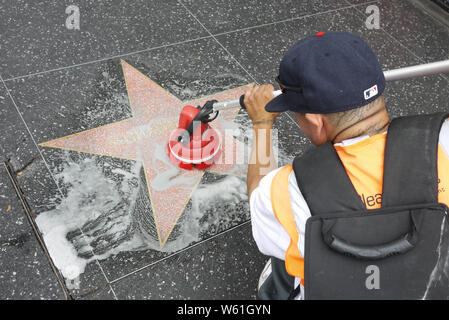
[{"x1": 244, "y1": 84, "x2": 280, "y2": 198}]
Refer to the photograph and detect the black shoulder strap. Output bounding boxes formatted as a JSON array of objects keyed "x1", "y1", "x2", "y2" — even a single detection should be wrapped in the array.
[
  {"x1": 293, "y1": 112, "x2": 449, "y2": 215},
  {"x1": 293, "y1": 142, "x2": 365, "y2": 215},
  {"x1": 381, "y1": 112, "x2": 449, "y2": 207}
]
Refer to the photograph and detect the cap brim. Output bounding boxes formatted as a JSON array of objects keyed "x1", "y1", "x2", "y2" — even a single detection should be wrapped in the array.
[{"x1": 265, "y1": 90, "x2": 308, "y2": 113}]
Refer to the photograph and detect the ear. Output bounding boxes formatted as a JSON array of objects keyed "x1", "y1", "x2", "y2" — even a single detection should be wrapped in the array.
[{"x1": 304, "y1": 113, "x2": 328, "y2": 145}]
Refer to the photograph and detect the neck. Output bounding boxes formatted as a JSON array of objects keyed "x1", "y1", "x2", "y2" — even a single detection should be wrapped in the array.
[{"x1": 331, "y1": 107, "x2": 390, "y2": 143}]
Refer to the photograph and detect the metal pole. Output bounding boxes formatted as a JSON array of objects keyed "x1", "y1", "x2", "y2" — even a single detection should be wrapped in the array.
[
  {"x1": 212, "y1": 90, "x2": 282, "y2": 111},
  {"x1": 212, "y1": 60, "x2": 449, "y2": 111},
  {"x1": 384, "y1": 59, "x2": 449, "y2": 82}
]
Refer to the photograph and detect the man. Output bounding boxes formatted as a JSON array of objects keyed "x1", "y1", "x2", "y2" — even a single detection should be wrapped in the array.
[{"x1": 244, "y1": 31, "x2": 449, "y2": 299}]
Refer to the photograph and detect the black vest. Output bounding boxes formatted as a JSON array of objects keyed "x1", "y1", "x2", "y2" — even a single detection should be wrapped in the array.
[{"x1": 293, "y1": 112, "x2": 449, "y2": 300}]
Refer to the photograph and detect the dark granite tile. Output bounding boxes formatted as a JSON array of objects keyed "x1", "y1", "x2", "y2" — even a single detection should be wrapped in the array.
[
  {"x1": 0, "y1": 85, "x2": 60, "y2": 220},
  {"x1": 179, "y1": 0, "x2": 353, "y2": 34},
  {"x1": 345, "y1": 2, "x2": 449, "y2": 116},
  {"x1": 344, "y1": 0, "x2": 376, "y2": 4},
  {"x1": 0, "y1": 86, "x2": 113, "y2": 298},
  {"x1": 215, "y1": 6, "x2": 421, "y2": 85},
  {"x1": 385, "y1": 73, "x2": 449, "y2": 118},
  {"x1": 79, "y1": 283, "x2": 116, "y2": 300},
  {"x1": 62, "y1": 259, "x2": 113, "y2": 299},
  {"x1": 115, "y1": 38, "x2": 252, "y2": 102},
  {"x1": 6, "y1": 59, "x2": 132, "y2": 146},
  {"x1": 350, "y1": 0, "x2": 449, "y2": 63},
  {"x1": 0, "y1": 0, "x2": 208, "y2": 79},
  {"x1": 0, "y1": 86, "x2": 38, "y2": 169},
  {"x1": 0, "y1": 166, "x2": 65, "y2": 300},
  {"x1": 111, "y1": 222, "x2": 267, "y2": 299},
  {"x1": 380, "y1": 0, "x2": 449, "y2": 63}
]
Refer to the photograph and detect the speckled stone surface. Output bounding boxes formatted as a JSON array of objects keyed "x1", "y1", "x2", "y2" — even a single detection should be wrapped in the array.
[
  {"x1": 0, "y1": 86, "x2": 38, "y2": 169},
  {"x1": 0, "y1": 85, "x2": 62, "y2": 219},
  {"x1": 0, "y1": 0, "x2": 448, "y2": 300},
  {"x1": 215, "y1": 6, "x2": 424, "y2": 85},
  {"x1": 178, "y1": 0, "x2": 351, "y2": 34},
  {"x1": 0, "y1": 85, "x2": 116, "y2": 299},
  {"x1": 365, "y1": 0, "x2": 449, "y2": 63},
  {"x1": 111, "y1": 222, "x2": 266, "y2": 299},
  {"x1": 0, "y1": 0, "x2": 208, "y2": 80},
  {"x1": 0, "y1": 167, "x2": 65, "y2": 300}
]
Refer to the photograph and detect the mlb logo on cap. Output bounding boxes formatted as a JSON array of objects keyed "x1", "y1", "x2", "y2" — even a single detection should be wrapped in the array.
[{"x1": 364, "y1": 85, "x2": 378, "y2": 100}]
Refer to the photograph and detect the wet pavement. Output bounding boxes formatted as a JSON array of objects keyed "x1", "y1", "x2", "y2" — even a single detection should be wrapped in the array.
[{"x1": 0, "y1": 0, "x2": 448, "y2": 299}]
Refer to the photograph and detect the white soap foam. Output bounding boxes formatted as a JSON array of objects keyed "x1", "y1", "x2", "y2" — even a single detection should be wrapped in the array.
[
  {"x1": 150, "y1": 143, "x2": 199, "y2": 191},
  {"x1": 36, "y1": 145, "x2": 249, "y2": 281},
  {"x1": 36, "y1": 155, "x2": 144, "y2": 280}
]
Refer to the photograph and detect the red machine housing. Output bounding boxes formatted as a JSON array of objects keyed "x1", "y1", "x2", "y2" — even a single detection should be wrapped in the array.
[{"x1": 167, "y1": 105, "x2": 221, "y2": 170}]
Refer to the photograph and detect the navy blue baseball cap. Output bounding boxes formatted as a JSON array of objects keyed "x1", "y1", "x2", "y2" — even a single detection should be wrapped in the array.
[{"x1": 265, "y1": 31, "x2": 385, "y2": 114}]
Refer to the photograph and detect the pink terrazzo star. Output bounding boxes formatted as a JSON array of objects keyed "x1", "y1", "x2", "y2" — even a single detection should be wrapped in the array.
[{"x1": 40, "y1": 60, "x2": 250, "y2": 247}]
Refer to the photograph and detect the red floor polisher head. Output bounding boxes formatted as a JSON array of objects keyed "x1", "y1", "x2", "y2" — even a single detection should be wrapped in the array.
[{"x1": 167, "y1": 100, "x2": 221, "y2": 170}]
